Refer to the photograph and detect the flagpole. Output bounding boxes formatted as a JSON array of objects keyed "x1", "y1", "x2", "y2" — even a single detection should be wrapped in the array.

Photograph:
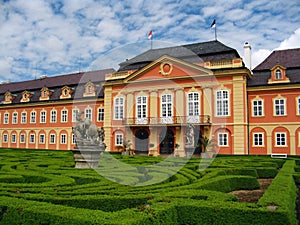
[
  {"x1": 151, "y1": 36, "x2": 153, "y2": 49},
  {"x1": 215, "y1": 22, "x2": 217, "y2": 40}
]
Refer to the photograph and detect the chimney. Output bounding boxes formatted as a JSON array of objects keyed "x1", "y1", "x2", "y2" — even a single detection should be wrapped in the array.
[{"x1": 244, "y1": 42, "x2": 252, "y2": 70}]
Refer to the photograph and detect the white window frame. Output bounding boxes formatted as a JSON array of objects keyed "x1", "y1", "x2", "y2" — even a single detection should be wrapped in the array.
[
  {"x1": 253, "y1": 133, "x2": 264, "y2": 146},
  {"x1": 72, "y1": 109, "x2": 79, "y2": 122},
  {"x1": 39, "y1": 134, "x2": 45, "y2": 144},
  {"x1": 20, "y1": 134, "x2": 25, "y2": 143},
  {"x1": 3, "y1": 134, "x2": 8, "y2": 143},
  {"x1": 50, "y1": 134, "x2": 56, "y2": 144},
  {"x1": 11, "y1": 134, "x2": 17, "y2": 143},
  {"x1": 29, "y1": 134, "x2": 35, "y2": 144},
  {"x1": 12, "y1": 112, "x2": 18, "y2": 124},
  {"x1": 4, "y1": 113, "x2": 9, "y2": 124},
  {"x1": 61, "y1": 110, "x2": 68, "y2": 123},
  {"x1": 115, "y1": 134, "x2": 123, "y2": 146},
  {"x1": 297, "y1": 98, "x2": 300, "y2": 116},
  {"x1": 97, "y1": 108, "x2": 104, "y2": 122},
  {"x1": 114, "y1": 97, "x2": 124, "y2": 120},
  {"x1": 218, "y1": 133, "x2": 228, "y2": 146},
  {"x1": 274, "y1": 99, "x2": 286, "y2": 116},
  {"x1": 30, "y1": 111, "x2": 36, "y2": 123},
  {"x1": 40, "y1": 111, "x2": 46, "y2": 123},
  {"x1": 187, "y1": 92, "x2": 200, "y2": 123},
  {"x1": 72, "y1": 134, "x2": 76, "y2": 144},
  {"x1": 85, "y1": 108, "x2": 92, "y2": 121},
  {"x1": 252, "y1": 100, "x2": 264, "y2": 117},
  {"x1": 161, "y1": 94, "x2": 173, "y2": 123},
  {"x1": 275, "y1": 132, "x2": 287, "y2": 147},
  {"x1": 21, "y1": 112, "x2": 27, "y2": 124},
  {"x1": 136, "y1": 96, "x2": 147, "y2": 124},
  {"x1": 275, "y1": 69, "x2": 282, "y2": 79},
  {"x1": 61, "y1": 134, "x2": 67, "y2": 144},
  {"x1": 50, "y1": 110, "x2": 57, "y2": 123},
  {"x1": 216, "y1": 90, "x2": 229, "y2": 117}
]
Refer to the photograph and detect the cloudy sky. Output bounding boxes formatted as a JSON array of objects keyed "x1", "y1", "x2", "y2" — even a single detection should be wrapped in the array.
[{"x1": 0, "y1": 0, "x2": 299, "y2": 82}]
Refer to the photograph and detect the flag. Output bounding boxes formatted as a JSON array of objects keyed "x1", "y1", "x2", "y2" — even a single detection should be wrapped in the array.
[
  {"x1": 210, "y1": 19, "x2": 216, "y2": 29},
  {"x1": 148, "y1": 30, "x2": 153, "y2": 39}
]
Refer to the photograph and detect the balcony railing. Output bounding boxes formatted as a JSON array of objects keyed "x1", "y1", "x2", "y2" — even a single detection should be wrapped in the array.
[{"x1": 123, "y1": 115, "x2": 210, "y2": 126}]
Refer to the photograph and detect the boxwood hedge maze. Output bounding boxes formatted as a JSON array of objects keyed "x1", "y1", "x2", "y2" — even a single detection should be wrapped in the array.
[{"x1": 0, "y1": 149, "x2": 299, "y2": 224}]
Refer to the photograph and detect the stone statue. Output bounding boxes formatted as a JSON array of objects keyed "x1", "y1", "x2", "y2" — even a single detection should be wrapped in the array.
[
  {"x1": 72, "y1": 110, "x2": 105, "y2": 147},
  {"x1": 186, "y1": 123, "x2": 195, "y2": 146}
]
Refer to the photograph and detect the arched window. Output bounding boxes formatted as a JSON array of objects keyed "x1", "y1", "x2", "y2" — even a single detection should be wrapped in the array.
[{"x1": 275, "y1": 70, "x2": 282, "y2": 79}]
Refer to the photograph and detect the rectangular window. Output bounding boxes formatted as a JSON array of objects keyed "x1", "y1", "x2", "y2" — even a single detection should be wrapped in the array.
[
  {"x1": 39, "y1": 134, "x2": 45, "y2": 144},
  {"x1": 21, "y1": 112, "x2": 27, "y2": 124},
  {"x1": 114, "y1": 97, "x2": 124, "y2": 120},
  {"x1": 85, "y1": 108, "x2": 92, "y2": 121},
  {"x1": 51, "y1": 110, "x2": 57, "y2": 123},
  {"x1": 30, "y1": 134, "x2": 35, "y2": 144},
  {"x1": 50, "y1": 134, "x2": 56, "y2": 144},
  {"x1": 253, "y1": 100, "x2": 263, "y2": 116},
  {"x1": 218, "y1": 133, "x2": 228, "y2": 146},
  {"x1": 61, "y1": 134, "x2": 67, "y2": 144},
  {"x1": 40, "y1": 111, "x2": 46, "y2": 123},
  {"x1": 161, "y1": 94, "x2": 172, "y2": 123},
  {"x1": 115, "y1": 134, "x2": 123, "y2": 146},
  {"x1": 72, "y1": 134, "x2": 76, "y2": 144},
  {"x1": 188, "y1": 92, "x2": 199, "y2": 116},
  {"x1": 216, "y1": 90, "x2": 229, "y2": 116},
  {"x1": 30, "y1": 112, "x2": 36, "y2": 123},
  {"x1": 276, "y1": 133, "x2": 286, "y2": 146},
  {"x1": 298, "y1": 98, "x2": 300, "y2": 115},
  {"x1": 3, "y1": 134, "x2": 8, "y2": 143},
  {"x1": 98, "y1": 108, "x2": 104, "y2": 121},
  {"x1": 20, "y1": 134, "x2": 25, "y2": 143},
  {"x1": 4, "y1": 113, "x2": 9, "y2": 124},
  {"x1": 274, "y1": 99, "x2": 285, "y2": 116},
  {"x1": 12, "y1": 112, "x2": 18, "y2": 124},
  {"x1": 253, "y1": 133, "x2": 263, "y2": 146},
  {"x1": 137, "y1": 96, "x2": 147, "y2": 118},
  {"x1": 61, "y1": 110, "x2": 68, "y2": 123},
  {"x1": 11, "y1": 134, "x2": 16, "y2": 143},
  {"x1": 72, "y1": 109, "x2": 79, "y2": 122}
]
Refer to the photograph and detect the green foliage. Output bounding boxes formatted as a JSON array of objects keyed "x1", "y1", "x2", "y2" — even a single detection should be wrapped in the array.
[{"x1": 0, "y1": 149, "x2": 298, "y2": 224}]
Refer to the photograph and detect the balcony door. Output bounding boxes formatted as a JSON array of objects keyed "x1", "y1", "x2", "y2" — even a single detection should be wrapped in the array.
[{"x1": 161, "y1": 94, "x2": 173, "y2": 124}]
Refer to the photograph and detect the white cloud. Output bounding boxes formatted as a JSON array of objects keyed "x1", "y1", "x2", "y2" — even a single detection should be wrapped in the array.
[{"x1": 277, "y1": 28, "x2": 300, "y2": 50}]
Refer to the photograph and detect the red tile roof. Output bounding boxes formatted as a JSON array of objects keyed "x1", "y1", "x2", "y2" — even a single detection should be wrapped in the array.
[{"x1": 254, "y1": 48, "x2": 300, "y2": 71}]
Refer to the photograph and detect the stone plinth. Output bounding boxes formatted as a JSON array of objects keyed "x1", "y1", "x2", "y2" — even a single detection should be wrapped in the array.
[
  {"x1": 72, "y1": 144, "x2": 105, "y2": 168},
  {"x1": 185, "y1": 146, "x2": 195, "y2": 158}
]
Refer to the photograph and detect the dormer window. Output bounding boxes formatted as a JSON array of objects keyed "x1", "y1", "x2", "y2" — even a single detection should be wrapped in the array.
[
  {"x1": 21, "y1": 91, "x2": 33, "y2": 103},
  {"x1": 275, "y1": 69, "x2": 282, "y2": 80},
  {"x1": 268, "y1": 65, "x2": 290, "y2": 84},
  {"x1": 60, "y1": 86, "x2": 73, "y2": 99},
  {"x1": 40, "y1": 87, "x2": 52, "y2": 101},
  {"x1": 3, "y1": 92, "x2": 15, "y2": 104},
  {"x1": 83, "y1": 81, "x2": 96, "y2": 97}
]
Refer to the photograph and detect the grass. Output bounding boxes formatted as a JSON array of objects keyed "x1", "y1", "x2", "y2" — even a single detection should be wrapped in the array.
[{"x1": 0, "y1": 149, "x2": 298, "y2": 224}]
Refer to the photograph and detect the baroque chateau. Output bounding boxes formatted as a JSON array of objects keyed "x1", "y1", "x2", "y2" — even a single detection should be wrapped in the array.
[{"x1": 0, "y1": 40, "x2": 299, "y2": 156}]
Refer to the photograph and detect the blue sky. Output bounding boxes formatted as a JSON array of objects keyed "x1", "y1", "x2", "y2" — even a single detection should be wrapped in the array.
[{"x1": 0, "y1": 0, "x2": 300, "y2": 82}]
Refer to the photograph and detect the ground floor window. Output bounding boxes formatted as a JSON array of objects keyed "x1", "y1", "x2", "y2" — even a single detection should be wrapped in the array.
[
  {"x1": 39, "y1": 134, "x2": 45, "y2": 144},
  {"x1": 61, "y1": 134, "x2": 67, "y2": 144},
  {"x1": 115, "y1": 134, "x2": 123, "y2": 146},
  {"x1": 30, "y1": 134, "x2": 35, "y2": 144},
  {"x1": 11, "y1": 134, "x2": 16, "y2": 143},
  {"x1": 275, "y1": 132, "x2": 286, "y2": 146},
  {"x1": 20, "y1": 134, "x2": 25, "y2": 143},
  {"x1": 253, "y1": 133, "x2": 264, "y2": 146},
  {"x1": 218, "y1": 133, "x2": 228, "y2": 146},
  {"x1": 50, "y1": 134, "x2": 56, "y2": 144}
]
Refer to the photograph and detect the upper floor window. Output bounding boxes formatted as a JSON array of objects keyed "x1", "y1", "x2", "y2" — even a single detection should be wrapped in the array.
[
  {"x1": 12, "y1": 112, "x2": 18, "y2": 124},
  {"x1": 60, "y1": 86, "x2": 72, "y2": 99},
  {"x1": 136, "y1": 96, "x2": 147, "y2": 119},
  {"x1": 40, "y1": 111, "x2": 46, "y2": 123},
  {"x1": 51, "y1": 110, "x2": 57, "y2": 123},
  {"x1": 4, "y1": 113, "x2": 9, "y2": 124},
  {"x1": 274, "y1": 99, "x2": 286, "y2": 116},
  {"x1": 72, "y1": 109, "x2": 79, "y2": 122},
  {"x1": 21, "y1": 91, "x2": 33, "y2": 102},
  {"x1": 40, "y1": 86, "x2": 52, "y2": 101},
  {"x1": 83, "y1": 82, "x2": 96, "y2": 97},
  {"x1": 114, "y1": 97, "x2": 124, "y2": 120},
  {"x1": 98, "y1": 108, "x2": 104, "y2": 122},
  {"x1": 275, "y1": 70, "x2": 282, "y2": 80},
  {"x1": 61, "y1": 110, "x2": 68, "y2": 123},
  {"x1": 187, "y1": 92, "x2": 199, "y2": 116},
  {"x1": 252, "y1": 100, "x2": 263, "y2": 117},
  {"x1": 30, "y1": 111, "x2": 36, "y2": 123},
  {"x1": 216, "y1": 90, "x2": 229, "y2": 116},
  {"x1": 21, "y1": 112, "x2": 27, "y2": 124},
  {"x1": 297, "y1": 98, "x2": 300, "y2": 115},
  {"x1": 161, "y1": 94, "x2": 172, "y2": 117},
  {"x1": 4, "y1": 92, "x2": 14, "y2": 104},
  {"x1": 85, "y1": 108, "x2": 92, "y2": 121}
]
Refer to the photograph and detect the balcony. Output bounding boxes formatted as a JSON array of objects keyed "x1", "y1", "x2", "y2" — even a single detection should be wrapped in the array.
[{"x1": 123, "y1": 115, "x2": 211, "y2": 126}]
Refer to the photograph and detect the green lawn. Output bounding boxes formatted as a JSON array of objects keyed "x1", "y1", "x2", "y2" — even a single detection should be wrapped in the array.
[{"x1": 0, "y1": 149, "x2": 298, "y2": 224}]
